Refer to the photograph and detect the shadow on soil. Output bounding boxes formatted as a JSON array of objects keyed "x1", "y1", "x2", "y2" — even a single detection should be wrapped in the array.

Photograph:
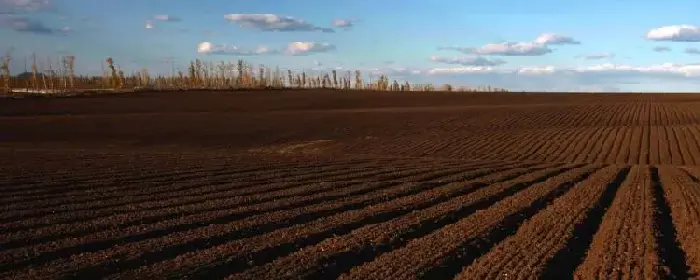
[
  {"x1": 650, "y1": 167, "x2": 691, "y2": 279},
  {"x1": 0, "y1": 180, "x2": 398, "y2": 274},
  {"x1": 539, "y1": 167, "x2": 630, "y2": 278},
  {"x1": 68, "y1": 164, "x2": 520, "y2": 278},
  {"x1": 298, "y1": 165, "x2": 581, "y2": 279},
  {"x1": 419, "y1": 166, "x2": 602, "y2": 279},
  {"x1": 183, "y1": 167, "x2": 522, "y2": 278}
]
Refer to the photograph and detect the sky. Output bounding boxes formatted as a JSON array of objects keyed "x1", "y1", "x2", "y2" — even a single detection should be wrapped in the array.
[{"x1": 2, "y1": 0, "x2": 700, "y2": 92}]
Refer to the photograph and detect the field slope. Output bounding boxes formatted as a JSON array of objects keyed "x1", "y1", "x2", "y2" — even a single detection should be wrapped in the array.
[{"x1": 1, "y1": 90, "x2": 699, "y2": 279}]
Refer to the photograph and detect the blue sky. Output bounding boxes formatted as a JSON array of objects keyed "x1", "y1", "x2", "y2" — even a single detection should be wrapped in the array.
[{"x1": 2, "y1": 0, "x2": 700, "y2": 91}]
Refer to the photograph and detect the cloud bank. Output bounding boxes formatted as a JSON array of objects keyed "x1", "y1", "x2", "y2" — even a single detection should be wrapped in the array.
[{"x1": 332, "y1": 62, "x2": 700, "y2": 92}]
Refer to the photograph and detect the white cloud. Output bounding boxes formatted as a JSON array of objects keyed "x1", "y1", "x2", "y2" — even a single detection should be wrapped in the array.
[
  {"x1": 311, "y1": 62, "x2": 700, "y2": 91},
  {"x1": 386, "y1": 68, "x2": 423, "y2": 75},
  {"x1": 534, "y1": 33, "x2": 580, "y2": 45},
  {"x1": 517, "y1": 66, "x2": 556, "y2": 75},
  {"x1": 425, "y1": 62, "x2": 700, "y2": 78},
  {"x1": 285, "y1": 42, "x2": 336, "y2": 55},
  {"x1": 197, "y1": 42, "x2": 278, "y2": 56},
  {"x1": 224, "y1": 14, "x2": 334, "y2": 32},
  {"x1": 578, "y1": 52, "x2": 616, "y2": 60},
  {"x1": 145, "y1": 20, "x2": 154, "y2": 29},
  {"x1": 685, "y1": 47, "x2": 700, "y2": 55},
  {"x1": 427, "y1": 66, "x2": 500, "y2": 74},
  {"x1": 153, "y1": 15, "x2": 181, "y2": 22},
  {"x1": 646, "y1": 25, "x2": 700, "y2": 42},
  {"x1": 197, "y1": 41, "x2": 334, "y2": 56},
  {"x1": 653, "y1": 46, "x2": 671, "y2": 52},
  {"x1": 343, "y1": 67, "x2": 424, "y2": 77},
  {"x1": 453, "y1": 42, "x2": 553, "y2": 56},
  {"x1": 332, "y1": 19, "x2": 356, "y2": 29},
  {"x1": 421, "y1": 63, "x2": 700, "y2": 91},
  {"x1": 438, "y1": 32, "x2": 578, "y2": 57},
  {"x1": 0, "y1": 0, "x2": 50, "y2": 12},
  {"x1": 572, "y1": 63, "x2": 700, "y2": 77},
  {"x1": 430, "y1": 55, "x2": 506, "y2": 66}
]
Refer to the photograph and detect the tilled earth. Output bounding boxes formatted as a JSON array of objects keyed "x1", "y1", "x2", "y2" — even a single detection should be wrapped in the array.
[{"x1": 1, "y1": 90, "x2": 700, "y2": 279}]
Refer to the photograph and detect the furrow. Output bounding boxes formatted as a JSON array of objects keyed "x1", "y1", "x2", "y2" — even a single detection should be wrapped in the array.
[
  {"x1": 0, "y1": 160, "x2": 385, "y2": 209},
  {"x1": 67, "y1": 164, "x2": 530, "y2": 279},
  {"x1": 654, "y1": 167, "x2": 694, "y2": 279},
  {"x1": 340, "y1": 165, "x2": 601, "y2": 280},
  {"x1": 0, "y1": 163, "x2": 451, "y2": 231},
  {"x1": 0, "y1": 180, "x2": 402, "y2": 272},
  {"x1": 226, "y1": 164, "x2": 579, "y2": 280},
  {"x1": 0, "y1": 162, "x2": 440, "y2": 223},
  {"x1": 456, "y1": 166, "x2": 629, "y2": 279},
  {"x1": 573, "y1": 167, "x2": 662, "y2": 279}
]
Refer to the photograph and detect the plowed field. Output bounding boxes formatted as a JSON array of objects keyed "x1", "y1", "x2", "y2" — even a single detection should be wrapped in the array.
[{"x1": 1, "y1": 90, "x2": 700, "y2": 279}]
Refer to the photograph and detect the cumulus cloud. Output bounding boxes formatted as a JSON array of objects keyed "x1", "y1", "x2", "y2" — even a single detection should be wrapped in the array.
[
  {"x1": 578, "y1": 52, "x2": 616, "y2": 60},
  {"x1": 685, "y1": 47, "x2": 700, "y2": 55},
  {"x1": 653, "y1": 46, "x2": 671, "y2": 52},
  {"x1": 285, "y1": 42, "x2": 336, "y2": 55},
  {"x1": 224, "y1": 14, "x2": 334, "y2": 32},
  {"x1": 646, "y1": 25, "x2": 700, "y2": 42},
  {"x1": 197, "y1": 42, "x2": 279, "y2": 56},
  {"x1": 0, "y1": 14, "x2": 63, "y2": 34},
  {"x1": 153, "y1": 14, "x2": 181, "y2": 22},
  {"x1": 430, "y1": 55, "x2": 506, "y2": 66},
  {"x1": 534, "y1": 33, "x2": 580, "y2": 45},
  {"x1": 0, "y1": 0, "x2": 50, "y2": 12},
  {"x1": 332, "y1": 18, "x2": 356, "y2": 29}
]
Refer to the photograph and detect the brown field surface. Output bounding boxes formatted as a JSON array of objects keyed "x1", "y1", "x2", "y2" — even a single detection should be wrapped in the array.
[{"x1": 1, "y1": 90, "x2": 700, "y2": 279}]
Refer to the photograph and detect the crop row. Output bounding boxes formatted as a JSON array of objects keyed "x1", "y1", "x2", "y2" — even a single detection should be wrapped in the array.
[
  {"x1": 356, "y1": 124, "x2": 700, "y2": 166},
  {"x1": 3, "y1": 163, "x2": 700, "y2": 279}
]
